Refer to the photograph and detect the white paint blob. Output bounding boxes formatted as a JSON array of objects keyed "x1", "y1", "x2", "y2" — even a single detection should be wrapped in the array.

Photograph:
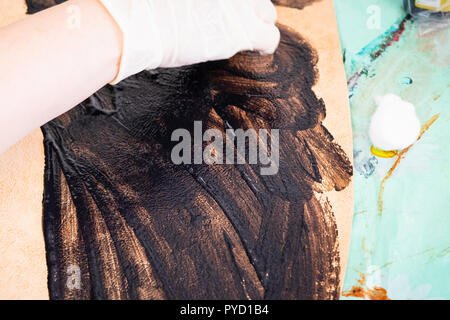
[{"x1": 369, "y1": 94, "x2": 421, "y2": 151}]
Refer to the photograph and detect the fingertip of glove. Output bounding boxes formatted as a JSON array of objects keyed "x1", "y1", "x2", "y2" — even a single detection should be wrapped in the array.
[{"x1": 257, "y1": 24, "x2": 281, "y2": 55}]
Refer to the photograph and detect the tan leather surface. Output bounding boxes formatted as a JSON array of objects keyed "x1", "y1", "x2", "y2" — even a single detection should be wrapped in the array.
[
  {"x1": 0, "y1": 0, "x2": 352, "y2": 299},
  {"x1": 0, "y1": 0, "x2": 48, "y2": 300}
]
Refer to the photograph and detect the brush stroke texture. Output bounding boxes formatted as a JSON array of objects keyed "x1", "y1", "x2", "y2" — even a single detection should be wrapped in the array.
[{"x1": 27, "y1": 0, "x2": 352, "y2": 300}]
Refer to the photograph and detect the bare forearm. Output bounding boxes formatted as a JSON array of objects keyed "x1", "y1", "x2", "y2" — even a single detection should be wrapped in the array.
[{"x1": 0, "y1": 0, "x2": 121, "y2": 153}]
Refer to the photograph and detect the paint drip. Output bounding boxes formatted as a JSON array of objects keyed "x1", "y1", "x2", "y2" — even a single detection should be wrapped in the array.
[{"x1": 369, "y1": 94, "x2": 421, "y2": 152}]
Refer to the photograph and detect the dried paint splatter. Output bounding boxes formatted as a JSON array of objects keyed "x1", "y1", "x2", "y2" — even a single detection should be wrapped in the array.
[
  {"x1": 347, "y1": 17, "x2": 411, "y2": 97},
  {"x1": 342, "y1": 274, "x2": 390, "y2": 300}
]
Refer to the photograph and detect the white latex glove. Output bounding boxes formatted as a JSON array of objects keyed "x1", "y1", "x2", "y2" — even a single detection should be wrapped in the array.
[{"x1": 99, "y1": 0, "x2": 280, "y2": 84}]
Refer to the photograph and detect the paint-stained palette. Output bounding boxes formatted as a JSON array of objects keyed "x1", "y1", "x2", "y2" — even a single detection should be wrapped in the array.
[
  {"x1": 334, "y1": 0, "x2": 450, "y2": 300},
  {"x1": 0, "y1": 0, "x2": 353, "y2": 299}
]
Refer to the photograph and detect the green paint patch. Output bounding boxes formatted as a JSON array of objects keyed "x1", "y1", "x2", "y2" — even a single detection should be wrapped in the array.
[{"x1": 335, "y1": 0, "x2": 450, "y2": 300}]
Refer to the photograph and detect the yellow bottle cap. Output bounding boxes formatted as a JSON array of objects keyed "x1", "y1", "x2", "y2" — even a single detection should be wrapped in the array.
[{"x1": 371, "y1": 146, "x2": 398, "y2": 158}]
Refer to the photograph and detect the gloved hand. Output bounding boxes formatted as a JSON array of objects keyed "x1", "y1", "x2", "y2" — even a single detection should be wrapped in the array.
[{"x1": 98, "y1": 0, "x2": 280, "y2": 84}]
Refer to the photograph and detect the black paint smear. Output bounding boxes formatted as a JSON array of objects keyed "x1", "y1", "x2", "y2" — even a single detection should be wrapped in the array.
[
  {"x1": 28, "y1": 0, "x2": 353, "y2": 300},
  {"x1": 273, "y1": 0, "x2": 322, "y2": 10},
  {"x1": 25, "y1": 0, "x2": 66, "y2": 14},
  {"x1": 26, "y1": 0, "x2": 323, "y2": 14}
]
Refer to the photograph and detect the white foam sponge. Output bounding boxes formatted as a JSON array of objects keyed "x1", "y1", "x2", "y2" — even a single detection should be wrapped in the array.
[{"x1": 369, "y1": 94, "x2": 421, "y2": 151}]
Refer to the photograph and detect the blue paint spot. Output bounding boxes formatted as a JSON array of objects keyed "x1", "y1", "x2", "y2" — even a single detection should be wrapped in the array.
[{"x1": 400, "y1": 76, "x2": 413, "y2": 85}]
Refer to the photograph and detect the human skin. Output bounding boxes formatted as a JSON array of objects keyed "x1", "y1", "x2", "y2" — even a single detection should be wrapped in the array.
[{"x1": 0, "y1": 0, "x2": 122, "y2": 154}]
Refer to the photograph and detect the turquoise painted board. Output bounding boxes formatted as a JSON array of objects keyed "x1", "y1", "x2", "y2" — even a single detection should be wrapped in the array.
[{"x1": 334, "y1": 0, "x2": 450, "y2": 299}]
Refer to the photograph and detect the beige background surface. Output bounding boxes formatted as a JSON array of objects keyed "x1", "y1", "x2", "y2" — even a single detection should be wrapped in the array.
[
  {"x1": 0, "y1": 0, "x2": 353, "y2": 299},
  {"x1": 0, "y1": 0, "x2": 48, "y2": 300},
  {"x1": 277, "y1": 1, "x2": 354, "y2": 295}
]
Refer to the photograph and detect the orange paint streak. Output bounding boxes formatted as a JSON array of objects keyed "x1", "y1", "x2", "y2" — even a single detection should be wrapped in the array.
[
  {"x1": 342, "y1": 274, "x2": 390, "y2": 300},
  {"x1": 377, "y1": 114, "x2": 440, "y2": 216},
  {"x1": 367, "y1": 287, "x2": 390, "y2": 300},
  {"x1": 357, "y1": 273, "x2": 366, "y2": 285},
  {"x1": 343, "y1": 286, "x2": 366, "y2": 299}
]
